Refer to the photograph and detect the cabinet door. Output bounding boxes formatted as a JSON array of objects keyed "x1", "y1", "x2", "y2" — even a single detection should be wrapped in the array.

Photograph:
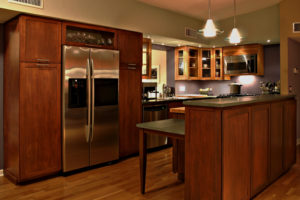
[
  {"x1": 251, "y1": 104, "x2": 269, "y2": 197},
  {"x1": 200, "y1": 49, "x2": 213, "y2": 80},
  {"x1": 270, "y1": 102, "x2": 284, "y2": 182},
  {"x1": 118, "y1": 30, "x2": 142, "y2": 65},
  {"x1": 222, "y1": 107, "x2": 250, "y2": 200},
  {"x1": 20, "y1": 16, "x2": 61, "y2": 63},
  {"x1": 175, "y1": 47, "x2": 188, "y2": 80},
  {"x1": 283, "y1": 100, "x2": 297, "y2": 170},
  {"x1": 19, "y1": 63, "x2": 61, "y2": 181},
  {"x1": 119, "y1": 66, "x2": 142, "y2": 157}
]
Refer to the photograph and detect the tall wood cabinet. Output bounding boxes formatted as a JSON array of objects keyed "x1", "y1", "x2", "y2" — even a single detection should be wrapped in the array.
[
  {"x1": 4, "y1": 15, "x2": 62, "y2": 183},
  {"x1": 118, "y1": 30, "x2": 142, "y2": 157}
]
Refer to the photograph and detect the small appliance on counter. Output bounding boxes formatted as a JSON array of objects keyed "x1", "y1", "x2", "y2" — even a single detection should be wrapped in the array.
[
  {"x1": 229, "y1": 83, "x2": 243, "y2": 95},
  {"x1": 260, "y1": 81, "x2": 280, "y2": 94},
  {"x1": 199, "y1": 88, "x2": 213, "y2": 96},
  {"x1": 162, "y1": 84, "x2": 175, "y2": 98},
  {"x1": 143, "y1": 82, "x2": 159, "y2": 100}
]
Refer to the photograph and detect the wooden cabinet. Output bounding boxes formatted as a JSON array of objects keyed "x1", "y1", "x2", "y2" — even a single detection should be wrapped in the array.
[
  {"x1": 187, "y1": 47, "x2": 200, "y2": 80},
  {"x1": 222, "y1": 107, "x2": 251, "y2": 200},
  {"x1": 213, "y1": 48, "x2": 223, "y2": 80},
  {"x1": 20, "y1": 15, "x2": 61, "y2": 64},
  {"x1": 119, "y1": 66, "x2": 142, "y2": 157},
  {"x1": 118, "y1": 30, "x2": 142, "y2": 66},
  {"x1": 4, "y1": 15, "x2": 61, "y2": 183},
  {"x1": 283, "y1": 100, "x2": 297, "y2": 170},
  {"x1": 118, "y1": 30, "x2": 143, "y2": 157},
  {"x1": 251, "y1": 104, "x2": 269, "y2": 196},
  {"x1": 175, "y1": 47, "x2": 188, "y2": 80},
  {"x1": 142, "y1": 38, "x2": 152, "y2": 79},
  {"x1": 270, "y1": 102, "x2": 284, "y2": 182}
]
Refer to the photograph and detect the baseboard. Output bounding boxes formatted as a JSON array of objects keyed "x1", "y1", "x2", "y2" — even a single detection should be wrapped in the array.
[
  {"x1": 0, "y1": 169, "x2": 3, "y2": 177},
  {"x1": 297, "y1": 138, "x2": 300, "y2": 146}
]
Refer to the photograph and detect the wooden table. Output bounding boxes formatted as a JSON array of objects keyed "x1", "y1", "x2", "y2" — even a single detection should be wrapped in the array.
[{"x1": 136, "y1": 119, "x2": 185, "y2": 194}]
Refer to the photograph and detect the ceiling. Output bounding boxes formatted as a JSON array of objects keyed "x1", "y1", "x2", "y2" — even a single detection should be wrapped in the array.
[{"x1": 137, "y1": 0, "x2": 282, "y2": 20}]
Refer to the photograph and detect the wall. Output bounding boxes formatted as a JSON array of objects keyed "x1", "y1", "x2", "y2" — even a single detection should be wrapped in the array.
[
  {"x1": 288, "y1": 39, "x2": 300, "y2": 141},
  {"x1": 0, "y1": 0, "x2": 206, "y2": 44},
  {"x1": 0, "y1": 24, "x2": 3, "y2": 170},
  {"x1": 151, "y1": 49, "x2": 167, "y2": 94},
  {"x1": 172, "y1": 45, "x2": 280, "y2": 96}
]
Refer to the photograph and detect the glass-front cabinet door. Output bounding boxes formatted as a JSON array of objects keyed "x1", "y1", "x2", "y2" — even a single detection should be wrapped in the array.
[
  {"x1": 213, "y1": 48, "x2": 223, "y2": 80},
  {"x1": 201, "y1": 49, "x2": 212, "y2": 79},
  {"x1": 142, "y1": 38, "x2": 152, "y2": 79},
  {"x1": 175, "y1": 47, "x2": 188, "y2": 80},
  {"x1": 188, "y1": 47, "x2": 200, "y2": 80}
]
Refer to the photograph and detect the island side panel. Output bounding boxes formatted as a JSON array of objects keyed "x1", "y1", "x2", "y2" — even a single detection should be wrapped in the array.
[
  {"x1": 185, "y1": 107, "x2": 221, "y2": 200},
  {"x1": 222, "y1": 107, "x2": 251, "y2": 200}
]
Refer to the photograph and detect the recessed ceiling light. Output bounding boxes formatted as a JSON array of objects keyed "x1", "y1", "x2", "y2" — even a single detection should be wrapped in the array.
[
  {"x1": 162, "y1": 43, "x2": 165, "y2": 45},
  {"x1": 198, "y1": 44, "x2": 202, "y2": 47},
  {"x1": 178, "y1": 44, "x2": 181, "y2": 47},
  {"x1": 213, "y1": 45, "x2": 216, "y2": 48},
  {"x1": 267, "y1": 39, "x2": 271, "y2": 43},
  {"x1": 147, "y1": 35, "x2": 151, "y2": 39},
  {"x1": 152, "y1": 39, "x2": 154, "y2": 43}
]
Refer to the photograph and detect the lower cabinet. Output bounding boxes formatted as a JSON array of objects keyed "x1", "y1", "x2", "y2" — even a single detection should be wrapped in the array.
[
  {"x1": 4, "y1": 63, "x2": 61, "y2": 183},
  {"x1": 251, "y1": 104, "x2": 269, "y2": 197},
  {"x1": 119, "y1": 66, "x2": 142, "y2": 157}
]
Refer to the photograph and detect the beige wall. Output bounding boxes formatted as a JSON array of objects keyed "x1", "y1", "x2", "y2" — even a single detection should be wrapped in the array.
[
  {"x1": 212, "y1": 5, "x2": 280, "y2": 47},
  {"x1": 0, "y1": 0, "x2": 206, "y2": 44},
  {"x1": 152, "y1": 49, "x2": 167, "y2": 94},
  {"x1": 280, "y1": 0, "x2": 300, "y2": 94}
]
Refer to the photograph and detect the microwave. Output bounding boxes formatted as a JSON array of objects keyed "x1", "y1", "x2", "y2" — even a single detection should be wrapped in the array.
[{"x1": 224, "y1": 54, "x2": 257, "y2": 75}]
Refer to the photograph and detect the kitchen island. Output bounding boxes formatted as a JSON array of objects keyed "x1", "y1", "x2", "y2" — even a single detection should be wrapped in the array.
[{"x1": 183, "y1": 95, "x2": 296, "y2": 200}]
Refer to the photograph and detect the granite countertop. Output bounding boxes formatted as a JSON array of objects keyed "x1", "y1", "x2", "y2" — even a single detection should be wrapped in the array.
[
  {"x1": 136, "y1": 119, "x2": 185, "y2": 136},
  {"x1": 142, "y1": 95, "x2": 216, "y2": 104},
  {"x1": 183, "y1": 94, "x2": 296, "y2": 108}
]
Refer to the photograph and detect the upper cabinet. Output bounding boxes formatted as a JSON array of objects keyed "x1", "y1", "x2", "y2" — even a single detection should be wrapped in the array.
[
  {"x1": 20, "y1": 15, "x2": 61, "y2": 64},
  {"x1": 175, "y1": 47, "x2": 188, "y2": 80},
  {"x1": 213, "y1": 48, "x2": 223, "y2": 80},
  {"x1": 142, "y1": 38, "x2": 152, "y2": 79},
  {"x1": 62, "y1": 22, "x2": 117, "y2": 49},
  {"x1": 200, "y1": 48, "x2": 213, "y2": 80},
  {"x1": 188, "y1": 47, "x2": 200, "y2": 80}
]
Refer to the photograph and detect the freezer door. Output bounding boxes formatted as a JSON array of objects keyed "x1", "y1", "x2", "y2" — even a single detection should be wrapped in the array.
[
  {"x1": 90, "y1": 49, "x2": 119, "y2": 165},
  {"x1": 62, "y1": 45, "x2": 91, "y2": 172}
]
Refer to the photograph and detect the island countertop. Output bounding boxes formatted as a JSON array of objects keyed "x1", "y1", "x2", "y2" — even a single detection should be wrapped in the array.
[{"x1": 183, "y1": 94, "x2": 295, "y2": 108}]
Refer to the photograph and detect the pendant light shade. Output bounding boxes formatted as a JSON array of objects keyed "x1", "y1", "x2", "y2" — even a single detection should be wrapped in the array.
[
  {"x1": 229, "y1": 0, "x2": 241, "y2": 44},
  {"x1": 203, "y1": 19, "x2": 217, "y2": 37}
]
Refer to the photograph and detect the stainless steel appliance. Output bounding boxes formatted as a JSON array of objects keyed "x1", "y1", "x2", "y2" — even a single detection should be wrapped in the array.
[
  {"x1": 143, "y1": 104, "x2": 168, "y2": 149},
  {"x1": 224, "y1": 54, "x2": 257, "y2": 75},
  {"x1": 229, "y1": 83, "x2": 243, "y2": 95},
  {"x1": 62, "y1": 45, "x2": 119, "y2": 172}
]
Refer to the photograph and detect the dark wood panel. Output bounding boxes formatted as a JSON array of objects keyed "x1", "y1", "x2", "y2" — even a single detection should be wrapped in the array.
[
  {"x1": 19, "y1": 63, "x2": 61, "y2": 181},
  {"x1": 19, "y1": 15, "x2": 61, "y2": 63},
  {"x1": 270, "y1": 102, "x2": 284, "y2": 182},
  {"x1": 118, "y1": 30, "x2": 142, "y2": 65},
  {"x1": 251, "y1": 104, "x2": 270, "y2": 196},
  {"x1": 4, "y1": 18, "x2": 20, "y2": 181},
  {"x1": 168, "y1": 101, "x2": 183, "y2": 118},
  {"x1": 283, "y1": 100, "x2": 297, "y2": 170},
  {"x1": 185, "y1": 107, "x2": 221, "y2": 200},
  {"x1": 222, "y1": 107, "x2": 250, "y2": 200},
  {"x1": 119, "y1": 66, "x2": 142, "y2": 157}
]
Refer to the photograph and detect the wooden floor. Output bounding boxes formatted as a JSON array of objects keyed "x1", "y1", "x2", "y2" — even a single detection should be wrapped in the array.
[{"x1": 0, "y1": 146, "x2": 299, "y2": 200}]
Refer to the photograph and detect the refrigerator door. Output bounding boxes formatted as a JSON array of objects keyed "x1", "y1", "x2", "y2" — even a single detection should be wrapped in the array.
[
  {"x1": 90, "y1": 49, "x2": 119, "y2": 165},
  {"x1": 62, "y1": 45, "x2": 91, "y2": 172}
]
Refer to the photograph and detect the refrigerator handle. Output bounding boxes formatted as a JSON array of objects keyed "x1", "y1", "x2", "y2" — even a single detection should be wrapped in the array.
[
  {"x1": 86, "y1": 58, "x2": 91, "y2": 143},
  {"x1": 91, "y1": 59, "x2": 95, "y2": 142}
]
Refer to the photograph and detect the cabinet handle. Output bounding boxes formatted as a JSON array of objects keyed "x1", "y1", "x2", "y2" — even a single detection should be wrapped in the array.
[
  {"x1": 128, "y1": 64, "x2": 137, "y2": 66},
  {"x1": 36, "y1": 59, "x2": 50, "y2": 63},
  {"x1": 128, "y1": 67, "x2": 136, "y2": 70},
  {"x1": 36, "y1": 63, "x2": 50, "y2": 67}
]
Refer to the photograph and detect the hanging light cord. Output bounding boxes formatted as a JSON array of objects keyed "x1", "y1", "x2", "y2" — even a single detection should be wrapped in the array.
[
  {"x1": 208, "y1": 0, "x2": 211, "y2": 19},
  {"x1": 233, "y1": 0, "x2": 236, "y2": 28}
]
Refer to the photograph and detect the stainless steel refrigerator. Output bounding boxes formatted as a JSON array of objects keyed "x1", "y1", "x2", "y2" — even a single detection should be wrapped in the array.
[{"x1": 62, "y1": 45, "x2": 119, "y2": 172}]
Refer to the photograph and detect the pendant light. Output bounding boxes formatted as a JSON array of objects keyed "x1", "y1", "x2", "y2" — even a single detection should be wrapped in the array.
[
  {"x1": 229, "y1": 0, "x2": 241, "y2": 44},
  {"x1": 199, "y1": 0, "x2": 223, "y2": 37}
]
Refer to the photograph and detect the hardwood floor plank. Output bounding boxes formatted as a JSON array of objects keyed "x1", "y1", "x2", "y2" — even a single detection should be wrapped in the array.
[{"x1": 0, "y1": 146, "x2": 299, "y2": 200}]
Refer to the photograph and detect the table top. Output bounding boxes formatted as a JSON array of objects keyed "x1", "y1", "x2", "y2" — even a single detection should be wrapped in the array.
[{"x1": 136, "y1": 119, "x2": 185, "y2": 136}]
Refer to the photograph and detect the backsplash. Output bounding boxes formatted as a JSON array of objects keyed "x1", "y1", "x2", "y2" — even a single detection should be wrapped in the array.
[{"x1": 168, "y1": 44, "x2": 280, "y2": 96}]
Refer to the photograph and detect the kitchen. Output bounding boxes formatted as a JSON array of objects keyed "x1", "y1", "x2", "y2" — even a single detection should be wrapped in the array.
[{"x1": 0, "y1": 0, "x2": 299, "y2": 200}]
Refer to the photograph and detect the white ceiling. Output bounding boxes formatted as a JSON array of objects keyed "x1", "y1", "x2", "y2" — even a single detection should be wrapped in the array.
[{"x1": 137, "y1": 0, "x2": 282, "y2": 20}]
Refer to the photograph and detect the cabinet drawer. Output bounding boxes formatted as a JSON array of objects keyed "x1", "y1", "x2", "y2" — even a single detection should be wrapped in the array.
[{"x1": 20, "y1": 16, "x2": 61, "y2": 64}]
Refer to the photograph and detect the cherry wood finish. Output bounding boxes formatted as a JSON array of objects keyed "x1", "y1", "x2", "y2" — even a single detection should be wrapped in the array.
[
  {"x1": 62, "y1": 21, "x2": 117, "y2": 49},
  {"x1": 283, "y1": 100, "x2": 297, "y2": 170},
  {"x1": 185, "y1": 107, "x2": 221, "y2": 200},
  {"x1": 223, "y1": 44, "x2": 264, "y2": 76},
  {"x1": 222, "y1": 107, "x2": 251, "y2": 200},
  {"x1": 118, "y1": 30, "x2": 142, "y2": 66},
  {"x1": 270, "y1": 102, "x2": 284, "y2": 182},
  {"x1": 251, "y1": 104, "x2": 270, "y2": 197},
  {"x1": 168, "y1": 101, "x2": 184, "y2": 118},
  {"x1": 142, "y1": 38, "x2": 152, "y2": 79},
  {"x1": 19, "y1": 63, "x2": 61, "y2": 181},
  {"x1": 4, "y1": 15, "x2": 62, "y2": 183},
  {"x1": 175, "y1": 47, "x2": 188, "y2": 80},
  {"x1": 119, "y1": 66, "x2": 142, "y2": 157},
  {"x1": 19, "y1": 15, "x2": 61, "y2": 64}
]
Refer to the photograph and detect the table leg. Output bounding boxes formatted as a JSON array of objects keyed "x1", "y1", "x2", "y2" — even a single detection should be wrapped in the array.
[{"x1": 139, "y1": 129, "x2": 147, "y2": 194}]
